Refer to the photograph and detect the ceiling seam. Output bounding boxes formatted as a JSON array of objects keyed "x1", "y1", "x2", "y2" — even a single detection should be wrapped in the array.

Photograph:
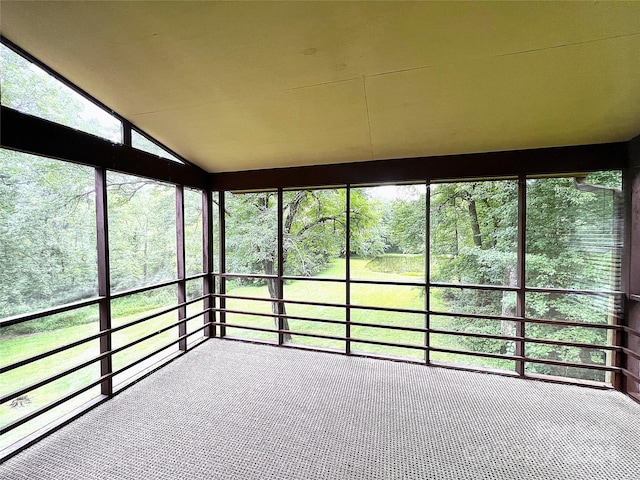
[
  {"x1": 284, "y1": 77, "x2": 360, "y2": 92},
  {"x1": 366, "y1": 31, "x2": 640, "y2": 79},
  {"x1": 362, "y1": 75, "x2": 374, "y2": 158},
  {"x1": 494, "y1": 31, "x2": 640, "y2": 58}
]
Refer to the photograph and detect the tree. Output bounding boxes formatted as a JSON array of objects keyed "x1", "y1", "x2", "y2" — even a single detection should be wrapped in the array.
[
  {"x1": 224, "y1": 189, "x2": 385, "y2": 341},
  {"x1": 425, "y1": 175, "x2": 622, "y2": 380},
  {"x1": 0, "y1": 150, "x2": 98, "y2": 320}
]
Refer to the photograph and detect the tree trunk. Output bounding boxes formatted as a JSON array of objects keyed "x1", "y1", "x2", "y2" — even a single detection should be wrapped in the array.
[
  {"x1": 467, "y1": 199, "x2": 483, "y2": 248},
  {"x1": 263, "y1": 259, "x2": 291, "y2": 342},
  {"x1": 464, "y1": 195, "x2": 490, "y2": 305}
]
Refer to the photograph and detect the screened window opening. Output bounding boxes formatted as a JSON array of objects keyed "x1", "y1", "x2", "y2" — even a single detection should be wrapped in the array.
[{"x1": 0, "y1": 44, "x2": 121, "y2": 143}]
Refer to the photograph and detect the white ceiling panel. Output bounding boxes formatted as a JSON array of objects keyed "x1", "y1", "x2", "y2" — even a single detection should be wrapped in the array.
[{"x1": 1, "y1": 1, "x2": 639, "y2": 172}]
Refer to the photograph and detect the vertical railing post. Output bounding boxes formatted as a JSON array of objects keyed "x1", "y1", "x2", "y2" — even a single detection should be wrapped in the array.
[
  {"x1": 176, "y1": 185, "x2": 187, "y2": 351},
  {"x1": 516, "y1": 175, "x2": 526, "y2": 376},
  {"x1": 218, "y1": 191, "x2": 226, "y2": 337},
  {"x1": 345, "y1": 185, "x2": 351, "y2": 354},
  {"x1": 425, "y1": 181, "x2": 431, "y2": 365},
  {"x1": 277, "y1": 189, "x2": 285, "y2": 345},
  {"x1": 95, "y1": 167, "x2": 112, "y2": 396},
  {"x1": 202, "y1": 190, "x2": 215, "y2": 337}
]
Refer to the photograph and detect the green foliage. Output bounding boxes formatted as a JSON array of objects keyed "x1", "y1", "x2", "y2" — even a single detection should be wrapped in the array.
[
  {"x1": 107, "y1": 172, "x2": 178, "y2": 291},
  {"x1": 366, "y1": 254, "x2": 424, "y2": 275},
  {"x1": 1, "y1": 44, "x2": 120, "y2": 141},
  {"x1": 1, "y1": 309, "x2": 98, "y2": 336},
  {"x1": 225, "y1": 189, "x2": 387, "y2": 282},
  {"x1": 388, "y1": 194, "x2": 426, "y2": 254},
  {"x1": 0, "y1": 150, "x2": 98, "y2": 318}
]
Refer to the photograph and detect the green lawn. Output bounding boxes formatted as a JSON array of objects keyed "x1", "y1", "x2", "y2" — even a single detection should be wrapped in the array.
[{"x1": 1, "y1": 256, "x2": 514, "y2": 451}]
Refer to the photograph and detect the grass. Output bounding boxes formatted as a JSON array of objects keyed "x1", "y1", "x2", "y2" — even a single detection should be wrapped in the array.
[
  {"x1": 0, "y1": 301, "x2": 205, "y2": 451},
  {"x1": 1, "y1": 256, "x2": 514, "y2": 451}
]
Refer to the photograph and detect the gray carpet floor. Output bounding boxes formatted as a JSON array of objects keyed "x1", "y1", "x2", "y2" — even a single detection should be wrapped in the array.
[{"x1": 1, "y1": 339, "x2": 639, "y2": 479}]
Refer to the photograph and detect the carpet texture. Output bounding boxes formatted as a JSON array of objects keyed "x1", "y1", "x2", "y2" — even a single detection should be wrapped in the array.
[{"x1": 1, "y1": 339, "x2": 639, "y2": 479}]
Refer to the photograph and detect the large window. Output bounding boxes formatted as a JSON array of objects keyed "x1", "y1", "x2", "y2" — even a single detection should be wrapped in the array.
[
  {"x1": 524, "y1": 173, "x2": 623, "y2": 382},
  {"x1": 283, "y1": 188, "x2": 347, "y2": 350},
  {"x1": 429, "y1": 180, "x2": 518, "y2": 370},
  {"x1": 0, "y1": 150, "x2": 101, "y2": 452},
  {"x1": 0, "y1": 149, "x2": 98, "y2": 317},
  {"x1": 131, "y1": 130, "x2": 183, "y2": 164},
  {"x1": 216, "y1": 175, "x2": 623, "y2": 383},
  {"x1": 108, "y1": 173, "x2": 177, "y2": 292},
  {"x1": 223, "y1": 191, "x2": 279, "y2": 341},
  {"x1": 350, "y1": 185, "x2": 426, "y2": 361}
]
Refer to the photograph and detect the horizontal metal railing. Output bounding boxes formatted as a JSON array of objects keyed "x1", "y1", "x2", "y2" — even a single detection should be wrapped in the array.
[
  {"x1": 1, "y1": 285, "x2": 211, "y2": 439},
  {"x1": 1, "y1": 326, "x2": 209, "y2": 436},
  {"x1": 2, "y1": 270, "x2": 637, "y2": 458},
  {"x1": 210, "y1": 271, "x2": 624, "y2": 384}
]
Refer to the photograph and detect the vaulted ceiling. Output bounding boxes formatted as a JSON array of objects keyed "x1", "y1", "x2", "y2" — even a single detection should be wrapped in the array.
[{"x1": 1, "y1": 1, "x2": 639, "y2": 173}]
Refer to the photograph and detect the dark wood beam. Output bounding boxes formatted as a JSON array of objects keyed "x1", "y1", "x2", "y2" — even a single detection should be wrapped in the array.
[
  {"x1": 624, "y1": 134, "x2": 640, "y2": 397},
  {"x1": 211, "y1": 142, "x2": 628, "y2": 191},
  {"x1": 1, "y1": 106, "x2": 209, "y2": 190}
]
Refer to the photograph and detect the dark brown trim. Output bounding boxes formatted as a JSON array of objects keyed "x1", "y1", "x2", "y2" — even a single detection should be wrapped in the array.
[
  {"x1": 122, "y1": 120, "x2": 132, "y2": 147},
  {"x1": 345, "y1": 185, "x2": 351, "y2": 354},
  {"x1": 277, "y1": 189, "x2": 285, "y2": 345},
  {"x1": 111, "y1": 278, "x2": 183, "y2": 299},
  {"x1": 0, "y1": 297, "x2": 103, "y2": 328},
  {"x1": 176, "y1": 185, "x2": 187, "y2": 351},
  {"x1": 1, "y1": 107, "x2": 209, "y2": 189},
  {"x1": 218, "y1": 192, "x2": 227, "y2": 337},
  {"x1": 95, "y1": 168, "x2": 112, "y2": 396},
  {"x1": 516, "y1": 174, "x2": 526, "y2": 376},
  {"x1": 0, "y1": 36, "x2": 194, "y2": 167},
  {"x1": 425, "y1": 182, "x2": 431, "y2": 364},
  {"x1": 211, "y1": 143, "x2": 627, "y2": 191},
  {"x1": 2, "y1": 296, "x2": 205, "y2": 375},
  {"x1": 224, "y1": 336, "x2": 615, "y2": 391},
  {"x1": 202, "y1": 190, "x2": 215, "y2": 337}
]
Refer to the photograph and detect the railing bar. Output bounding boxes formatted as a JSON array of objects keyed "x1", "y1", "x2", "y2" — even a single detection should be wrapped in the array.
[
  {"x1": 184, "y1": 272, "x2": 208, "y2": 281},
  {"x1": 209, "y1": 278, "x2": 623, "y2": 297},
  {"x1": 0, "y1": 297, "x2": 104, "y2": 328},
  {"x1": 217, "y1": 273, "x2": 277, "y2": 280},
  {"x1": 1, "y1": 375, "x2": 108, "y2": 435},
  {"x1": 110, "y1": 278, "x2": 181, "y2": 299},
  {"x1": 110, "y1": 296, "x2": 208, "y2": 335},
  {"x1": 622, "y1": 325, "x2": 640, "y2": 337},
  {"x1": 281, "y1": 276, "x2": 346, "y2": 283},
  {"x1": 431, "y1": 282, "x2": 519, "y2": 292},
  {"x1": 621, "y1": 347, "x2": 640, "y2": 361},
  {"x1": 214, "y1": 322, "x2": 279, "y2": 335},
  {"x1": 523, "y1": 317, "x2": 621, "y2": 330},
  {"x1": 524, "y1": 286, "x2": 623, "y2": 296},
  {"x1": 1, "y1": 302, "x2": 209, "y2": 374},
  {"x1": 211, "y1": 306, "x2": 621, "y2": 345},
  {"x1": 523, "y1": 337, "x2": 619, "y2": 351},
  {"x1": 208, "y1": 310, "x2": 618, "y2": 352},
  {"x1": 523, "y1": 358, "x2": 615, "y2": 372},
  {"x1": 621, "y1": 368, "x2": 640, "y2": 384},
  {"x1": 213, "y1": 293, "x2": 346, "y2": 310},
  {"x1": 0, "y1": 310, "x2": 211, "y2": 403},
  {"x1": 426, "y1": 309, "x2": 522, "y2": 321},
  {"x1": 1, "y1": 326, "x2": 208, "y2": 435},
  {"x1": 1, "y1": 332, "x2": 105, "y2": 374},
  {"x1": 349, "y1": 279, "x2": 425, "y2": 288},
  {"x1": 212, "y1": 325, "x2": 620, "y2": 372}
]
